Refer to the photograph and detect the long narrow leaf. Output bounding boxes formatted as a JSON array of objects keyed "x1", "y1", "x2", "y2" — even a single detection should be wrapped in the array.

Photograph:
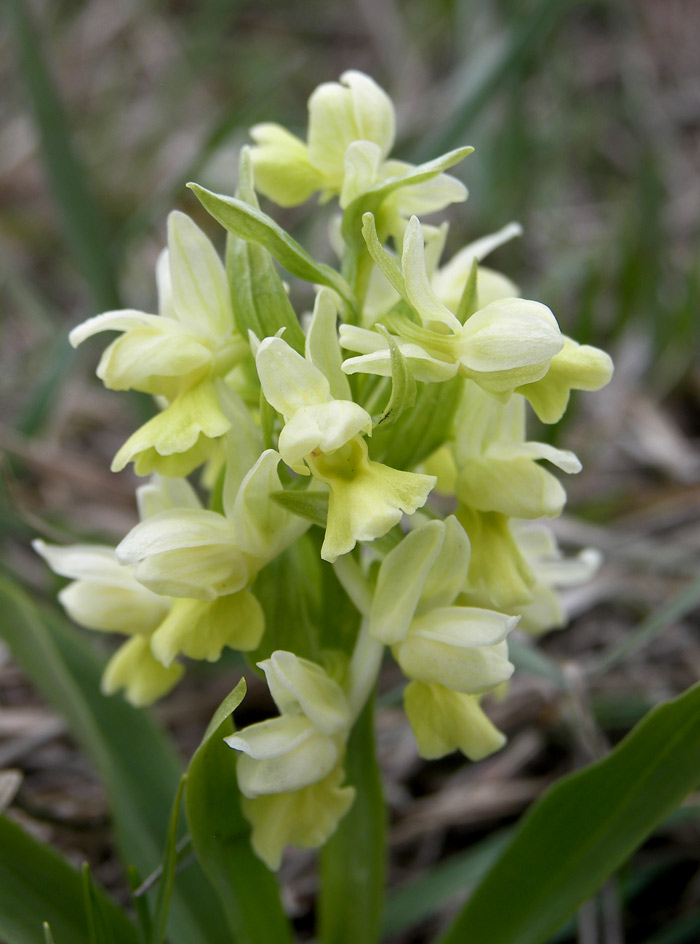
[
  {"x1": 439, "y1": 680, "x2": 700, "y2": 944},
  {"x1": 0, "y1": 814, "x2": 138, "y2": 944},
  {"x1": 188, "y1": 183, "x2": 356, "y2": 311},
  {"x1": 7, "y1": 0, "x2": 119, "y2": 310},
  {"x1": 0, "y1": 579, "x2": 231, "y2": 944},
  {"x1": 152, "y1": 777, "x2": 187, "y2": 944},
  {"x1": 185, "y1": 680, "x2": 294, "y2": 944},
  {"x1": 226, "y1": 233, "x2": 307, "y2": 353}
]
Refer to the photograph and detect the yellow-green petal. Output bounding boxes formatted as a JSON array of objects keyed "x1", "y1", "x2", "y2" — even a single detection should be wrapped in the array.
[
  {"x1": 241, "y1": 765, "x2": 355, "y2": 869},
  {"x1": 404, "y1": 681, "x2": 506, "y2": 761},
  {"x1": 150, "y1": 592, "x2": 264, "y2": 666},
  {"x1": 309, "y1": 437, "x2": 435, "y2": 562},
  {"x1": 101, "y1": 635, "x2": 183, "y2": 707},
  {"x1": 249, "y1": 123, "x2": 320, "y2": 207},
  {"x1": 517, "y1": 336, "x2": 614, "y2": 423},
  {"x1": 111, "y1": 380, "x2": 231, "y2": 476}
]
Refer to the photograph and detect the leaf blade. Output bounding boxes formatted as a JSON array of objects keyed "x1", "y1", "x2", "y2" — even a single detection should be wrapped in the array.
[
  {"x1": 0, "y1": 814, "x2": 138, "y2": 944},
  {"x1": 0, "y1": 579, "x2": 231, "y2": 944},
  {"x1": 188, "y1": 183, "x2": 356, "y2": 312},
  {"x1": 185, "y1": 682, "x2": 294, "y2": 944},
  {"x1": 439, "y1": 680, "x2": 700, "y2": 944}
]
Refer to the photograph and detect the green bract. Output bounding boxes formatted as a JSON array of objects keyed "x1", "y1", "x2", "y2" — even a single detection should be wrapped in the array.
[{"x1": 36, "y1": 69, "x2": 613, "y2": 876}]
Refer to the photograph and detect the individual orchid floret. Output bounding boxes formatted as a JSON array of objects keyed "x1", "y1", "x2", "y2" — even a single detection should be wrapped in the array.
[
  {"x1": 360, "y1": 220, "x2": 521, "y2": 327},
  {"x1": 340, "y1": 215, "x2": 564, "y2": 396},
  {"x1": 370, "y1": 517, "x2": 516, "y2": 690},
  {"x1": 453, "y1": 383, "x2": 582, "y2": 520},
  {"x1": 69, "y1": 211, "x2": 247, "y2": 476},
  {"x1": 508, "y1": 522, "x2": 603, "y2": 634},
  {"x1": 32, "y1": 538, "x2": 182, "y2": 706},
  {"x1": 369, "y1": 517, "x2": 515, "y2": 759},
  {"x1": 254, "y1": 297, "x2": 435, "y2": 561},
  {"x1": 249, "y1": 71, "x2": 468, "y2": 234},
  {"x1": 116, "y1": 448, "x2": 308, "y2": 606},
  {"x1": 33, "y1": 470, "x2": 271, "y2": 704},
  {"x1": 225, "y1": 651, "x2": 355, "y2": 869},
  {"x1": 250, "y1": 71, "x2": 395, "y2": 206}
]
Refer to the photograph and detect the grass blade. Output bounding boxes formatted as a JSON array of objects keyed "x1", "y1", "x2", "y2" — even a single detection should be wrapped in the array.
[
  {"x1": 7, "y1": 0, "x2": 120, "y2": 310},
  {"x1": 185, "y1": 681, "x2": 295, "y2": 944},
  {"x1": 0, "y1": 814, "x2": 138, "y2": 944},
  {"x1": 0, "y1": 578, "x2": 231, "y2": 944},
  {"x1": 383, "y1": 829, "x2": 513, "y2": 935}
]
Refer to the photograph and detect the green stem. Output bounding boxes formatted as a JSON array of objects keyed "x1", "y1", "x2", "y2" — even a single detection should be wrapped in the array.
[
  {"x1": 347, "y1": 619, "x2": 384, "y2": 721},
  {"x1": 319, "y1": 694, "x2": 386, "y2": 944}
]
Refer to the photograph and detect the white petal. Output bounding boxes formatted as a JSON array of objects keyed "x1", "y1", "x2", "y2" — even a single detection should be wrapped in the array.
[
  {"x1": 410, "y1": 607, "x2": 517, "y2": 648},
  {"x1": 167, "y1": 211, "x2": 233, "y2": 338},
  {"x1": 340, "y1": 140, "x2": 383, "y2": 208},
  {"x1": 486, "y1": 441, "x2": 581, "y2": 474},
  {"x1": 156, "y1": 248, "x2": 175, "y2": 319},
  {"x1": 231, "y1": 449, "x2": 309, "y2": 562},
  {"x1": 419, "y1": 515, "x2": 471, "y2": 611},
  {"x1": 59, "y1": 581, "x2": 168, "y2": 634},
  {"x1": 262, "y1": 651, "x2": 351, "y2": 735},
  {"x1": 305, "y1": 288, "x2": 351, "y2": 400},
  {"x1": 402, "y1": 217, "x2": 461, "y2": 331},
  {"x1": 370, "y1": 521, "x2": 445, "y2": 644},
  {"x1": 33, "y1": 540, "x2": 133, "y2": 586},
  {"x1": 229, "y1": 717, "x2": 339, "y2": 797},
  {"x1": 136, "y1": 474, "x2": 202, "y2": 521},
  {"x1": 69, "y1": 310, "x2": 170, "y2": 348},
  {"x1": 457, "y1": 299, "x2": 563, "y2": 372},
  {"x1": 278, "y1": 401, "x2": 372, "y2": 468},
  {"x1": 256, "y1": 335, "x2": 331, "y2": 417},
  {"x1": 396, "y1": 636, "x2": 514, "y2": 694}
]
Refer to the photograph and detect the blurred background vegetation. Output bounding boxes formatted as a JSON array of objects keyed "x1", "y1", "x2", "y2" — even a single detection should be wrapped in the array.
[{"x1": 2, "y1": 0, "x2": 700, "y2": 941}]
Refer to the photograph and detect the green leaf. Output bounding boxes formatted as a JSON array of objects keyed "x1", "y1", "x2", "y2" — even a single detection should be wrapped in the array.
[
  {"x1": 372, "y1": 326, "x2": 416, "y2": 429},
  {"x1": 126, "y1": 868, "x2": 152, "y2": 944},
  {"x1": 188, "y1": 183, "x2": 356, "y2": 312},
  {"x1": 83, "y1": 863, "x2": 119, "y2": 944},
  {"x1": 7, "y1": 0, "x2": 119, "y2": 310},
  {"x1": 360, "y1": 213, "x2": 406, "y2": 297},
  {"x1": 271, "y1": 488, "x2": 329, "y2": 528},
  {"x1": 369, "y1": 374, "x2": 463, "y2": 469},
  {"x1": 0, "y1": 579, "x2": 231, "y2": 944},
  {"x1": 201, "y1": 678, "x2": 247, "y2": 743},
  {"x1": 224, "y1": 150, "x2": 307, "y2": 355},
  {"x1": 151, "y1": 777, "x2": 187, "y2": 944},
  {"x1": 185, "y1": 682, "x2": 294, "y2": 944},
  {"x1": 455, "y1": 258, "x2": 479, "y2": 323},
  {"x1": 0, "y1": 814, "x2": 138, "y2": 944},
  {"x1": 439, "y1": 680, "x2": 700, "y2": 944},
  {"x1": 320, "y1": 695, "x2": 386, "y2": 944}
]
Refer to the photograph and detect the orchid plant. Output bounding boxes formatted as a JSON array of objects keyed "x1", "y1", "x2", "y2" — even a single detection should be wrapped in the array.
[{"x1": 21, "y1": 70, "x2": 690, "y2": 944}]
